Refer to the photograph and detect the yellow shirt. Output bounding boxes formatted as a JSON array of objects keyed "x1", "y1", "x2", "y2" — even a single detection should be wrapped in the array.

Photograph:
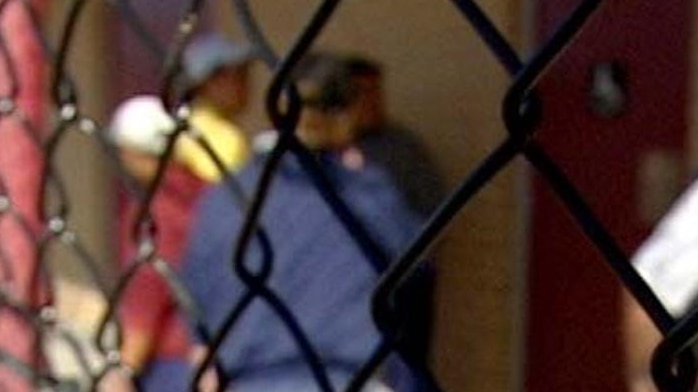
[{"x1": 176, "y1": 102, "x2": 251, "y2": 183}]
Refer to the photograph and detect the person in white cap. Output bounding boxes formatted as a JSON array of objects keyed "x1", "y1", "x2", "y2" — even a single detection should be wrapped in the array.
[
  {"x1": 102, "y1": 34, "x2": 258, "y2": 392},
  {"x1": 99, "y1": 95, "x2": 215, "y2": 392}
]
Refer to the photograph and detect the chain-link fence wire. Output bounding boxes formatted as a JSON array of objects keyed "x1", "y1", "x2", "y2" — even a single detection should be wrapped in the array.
[{"x1": 0, "y1": 0, "x2": 697, "y2": 391}]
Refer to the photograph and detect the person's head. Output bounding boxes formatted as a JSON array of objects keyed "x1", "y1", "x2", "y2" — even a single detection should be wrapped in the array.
[
  {"x1": 182, "y1": 33, "x2": 256, "y2": 116},
  {"x1": 292, "y1": 52, "x2": 360, "y2": 150},
  {"x1": 109, "y1": 95, "x2": 175, "y2": 185},
  {"x1": 343, "y1": 55, "x2": 386, "y2": 131}
]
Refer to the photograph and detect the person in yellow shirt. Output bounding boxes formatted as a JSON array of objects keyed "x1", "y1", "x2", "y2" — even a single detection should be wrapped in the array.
[{"x1": 176, "y1": 33, "x2": 256, "y2": 183}]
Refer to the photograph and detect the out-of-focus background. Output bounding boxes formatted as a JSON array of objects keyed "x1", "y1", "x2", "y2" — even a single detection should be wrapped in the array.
[{"x1": 4, "y1": 1, "x2": 698, "y2": 391}]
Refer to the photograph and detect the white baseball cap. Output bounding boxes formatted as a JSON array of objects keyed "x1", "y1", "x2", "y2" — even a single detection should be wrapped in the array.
[{"x1": 109, "y1": 95, "x2": 175, "y2": 155}]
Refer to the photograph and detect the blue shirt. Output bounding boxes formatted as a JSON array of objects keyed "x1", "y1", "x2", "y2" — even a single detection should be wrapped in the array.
[{"x1": 182, "y1": 151, "x2": 422, "y2": 391}]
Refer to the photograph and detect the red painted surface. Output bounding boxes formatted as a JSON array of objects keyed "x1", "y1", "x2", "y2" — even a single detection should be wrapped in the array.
[
  {"x1": 527, "y1": 1, "x2": 692, "y2": 391},
  {"x1": 0, "y1": 0, "x2": 47, "y2": 390}
]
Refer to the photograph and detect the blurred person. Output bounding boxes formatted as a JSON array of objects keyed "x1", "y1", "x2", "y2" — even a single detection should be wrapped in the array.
[
  {"x1": 343, "y1": 55, "x2": 446, "y2": 217},
  {"x1": 176, "y1": 32, "x2": 257, "y2": 181},
  {"x1": 623, "y1": 179, "x2": 698, "y2": 392},
  {"x1": 294, "y1": 53, "x2": 437, "y2": 379},
  {"x1": 272, "y1": 52, "x2": 446, "y2": 218},
  {"x1": 100, "y1": 33, "x2": 257, "y2": 391},
  {"x1": 98, "y1": 95, "x2": 206, "y2": 392},
  {"x1": 338, "y1": 55, "x2": 439, "y2": 371},
  {"x1": 181, "y1": 54, "x2": 433, "y2": 392}
]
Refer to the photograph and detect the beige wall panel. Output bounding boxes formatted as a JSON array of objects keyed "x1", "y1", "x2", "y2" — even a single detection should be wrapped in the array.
[{"x1": 46, "y1": 1, "x2": 114, "y2": 307}]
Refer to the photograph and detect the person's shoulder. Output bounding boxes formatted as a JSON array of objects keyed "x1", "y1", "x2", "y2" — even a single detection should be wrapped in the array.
[
  {"x1": 341, "y1": 158, "x2": 423, "y2": 249},
  {"x1": 338, "y1": 154, "x2": 410, "y2": 208}
]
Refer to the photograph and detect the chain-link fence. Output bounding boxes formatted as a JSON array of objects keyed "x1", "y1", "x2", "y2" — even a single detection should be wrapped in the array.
[{"x1": 0, "y1": 0, "x2": 695, "y2": 391}]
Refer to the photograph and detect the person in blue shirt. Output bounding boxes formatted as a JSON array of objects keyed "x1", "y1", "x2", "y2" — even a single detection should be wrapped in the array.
[{"x1": 181, "y1": 53, "x2": 433, "y2": 391}]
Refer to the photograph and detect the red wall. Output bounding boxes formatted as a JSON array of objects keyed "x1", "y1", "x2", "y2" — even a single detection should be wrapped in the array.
[
  {"x1": 0, "y1": 1, "x2": 47, "y2": 390},
  {"x1": 111, "y1": 0, "x2": 213, "y2": 104},
  {"x1": 527, "y1": 1, "x2": 692, "y2": 391}
]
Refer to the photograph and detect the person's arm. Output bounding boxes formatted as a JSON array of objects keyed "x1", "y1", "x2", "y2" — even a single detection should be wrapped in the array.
[
  {"x1": 97, "y1": 331, "x2": 146, "y2": 392},
  {"x1": 187, "y1": 344, "x2": 222, "y2": 392},
  {"x1": 97, "y1": 197, "x2": 170, "y2": 391},
  {"x1": 119, "y1": 326, "x2": 157, "y2": 371},
  {"x1": 622, "y1": 289, "x2": 662, "y2": 392},
  {"x1": 118, "y1": 266, "x2": 172, "y2": 369},
  {"x1": 96, "y1": 270, "x2": 171, "y2": 391},
  {"x1": 622, "y1": 180, "x2": 698, "y2": 391}
]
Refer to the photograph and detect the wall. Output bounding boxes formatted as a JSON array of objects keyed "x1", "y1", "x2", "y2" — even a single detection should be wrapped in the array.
[
  {"x1": 527, "y1": 1, "x2": 693, "y2": 390},
  {"x1": 45, "y1": 1, "x2": 113, "y2": 304}
]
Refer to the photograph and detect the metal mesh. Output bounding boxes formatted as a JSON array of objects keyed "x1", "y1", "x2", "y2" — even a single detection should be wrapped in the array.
[{"x1": 0, "y1": 0, "x2": 694, "y2": 391}]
